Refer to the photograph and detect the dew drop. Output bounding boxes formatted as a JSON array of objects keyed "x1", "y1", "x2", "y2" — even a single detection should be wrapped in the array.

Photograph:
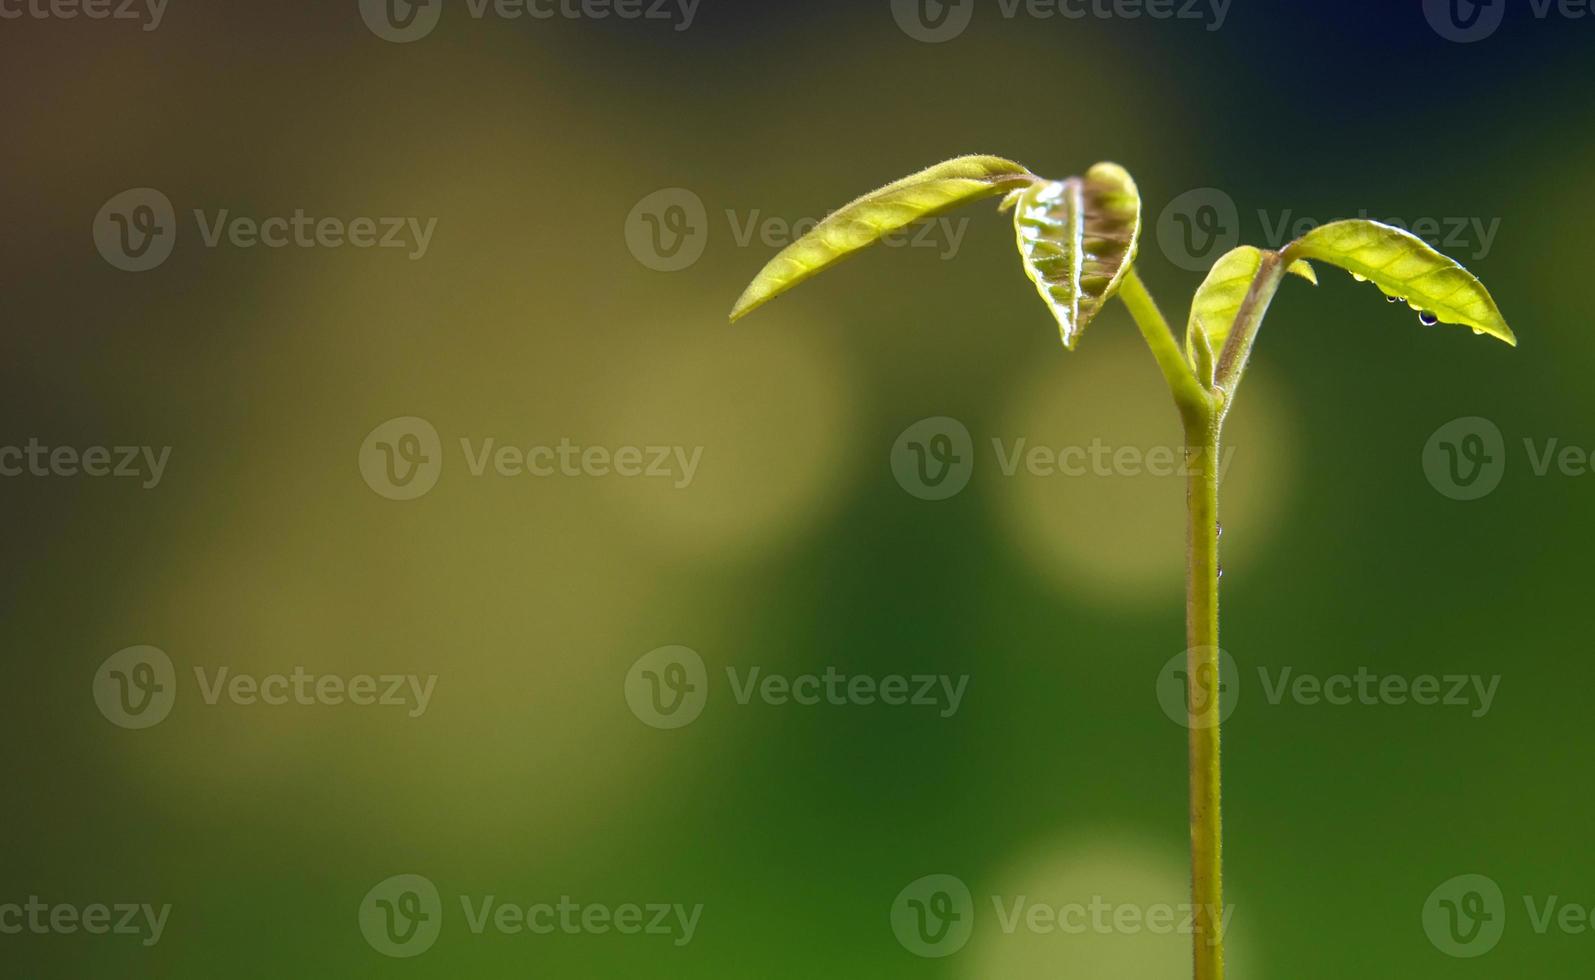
[
  {"x1": 1217, "y1": 564, "x2": 1225, "y2": 580},
  {"x1": 1418, "y1": 311, "x2": 1439, "y2": 326},
  {"x1": 1351, "y1": 273, "x2": 1368, "y2": 283},
  {"x1": 1472, "y1": 327, "x2": 1485, "y2": 336},
  {"x1": 1215, "y1": 521, "x2": 1224, "y2": 539},
  {"x1": 1386, "y1": 294, "x2": 1405, "y2": 304}
]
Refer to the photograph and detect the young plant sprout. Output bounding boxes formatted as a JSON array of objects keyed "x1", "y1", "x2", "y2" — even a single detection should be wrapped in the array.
[{"x1": 729, "y1": 155, "x2": 1515, "y2": 980}]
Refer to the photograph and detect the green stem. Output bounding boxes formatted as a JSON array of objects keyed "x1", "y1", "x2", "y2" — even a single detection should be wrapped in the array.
[
  {"x1": 1119, "y1": 269, "x2": 1225, "y2": 980},
  {"x1": 1185, "y1": 405, "x2": 1224, "y2": 980},
  {"x1": 1119, "y1": 268, "x2": 1213, "y2": 425}
]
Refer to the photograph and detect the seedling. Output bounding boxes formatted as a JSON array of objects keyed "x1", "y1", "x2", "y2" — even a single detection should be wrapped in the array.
[{"x1": 729, "y1": 156, "x2": 1515, "y2": 979}]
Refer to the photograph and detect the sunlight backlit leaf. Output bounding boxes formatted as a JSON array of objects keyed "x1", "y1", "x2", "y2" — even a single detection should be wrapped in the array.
[
  {"x1": 1011, "y1": 163, "x2": 1142, "y2": 350},
  {"x1": 1286, "y1": 219, "x2": 1515, "y2": 345},
  {"x1": 729, "y1": 155, "x2": 1036, "y2": 322}
]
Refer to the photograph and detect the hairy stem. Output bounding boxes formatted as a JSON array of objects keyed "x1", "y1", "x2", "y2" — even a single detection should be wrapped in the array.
[
  {"x1": 1186, "y1": 406, "x2": 1224, "y2": 980},
  {"x1": 1123, "y1": 269, "x2": 1227, "y2": 980}
]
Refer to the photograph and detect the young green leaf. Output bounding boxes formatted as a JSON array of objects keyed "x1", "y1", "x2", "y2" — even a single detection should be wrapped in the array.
[
  {"x1": 1284, "y1": 219, "x2": 1516, "y2": 345},
  {"x1": 1012, "y1": 163, "x2": 1141, "y2": 350},
  {"x1": 728, "y1": 155, "x2": 1036, "y2": 323},
  {"x1": 1186, "y1": 246, "x2": 1316, "y2": 365}
]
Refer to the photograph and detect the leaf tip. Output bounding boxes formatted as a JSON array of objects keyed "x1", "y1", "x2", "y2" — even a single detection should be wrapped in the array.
[
  {"x1": 1286, "y1": 258, "x2": 1318, "y2": 285},
  {"x1": 728, "y1": 288, "x2": 763, "y2": 324}
]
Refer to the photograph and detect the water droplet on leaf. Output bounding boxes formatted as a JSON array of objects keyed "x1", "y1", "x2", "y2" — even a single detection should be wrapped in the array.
[
  {"x1": 1418, "y1": 311, "x2": 1439, "y2": 326},
  {"x1": 1351, "y1": 273, "x2": 1368, "y2": 283}
]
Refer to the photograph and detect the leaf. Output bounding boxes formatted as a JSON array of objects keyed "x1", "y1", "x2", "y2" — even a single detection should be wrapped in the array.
[
  {"x1": 1286, "y1": 219, "x2": 1515, "y2": 345},
  {"x1": 1186, "y1": 247, "x2": 1318, "y2": 364},
  {"x1": 728, "y1": 155, "x2": 1036, "y2": 323},
  {"x1": 1011, "y1": 162, "x2": 1142, "y2": 349}
]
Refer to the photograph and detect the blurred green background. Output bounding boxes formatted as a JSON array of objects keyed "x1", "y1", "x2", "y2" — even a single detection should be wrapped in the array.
[{"x1": 2, "y1": 0, "x2": 1592, "y2": 976}]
